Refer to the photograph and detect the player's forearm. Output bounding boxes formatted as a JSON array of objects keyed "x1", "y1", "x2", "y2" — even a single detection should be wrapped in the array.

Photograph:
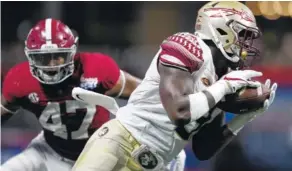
[
  {"x1": 192, "y1": 124, "x2": 235, "y2": 161},
  {"x1": 188, "y1": 80, "x2": 228, "y2": 121},
  {"x1": 106, "y1": 70, "x2": 141, "y2": 99},
  {"x1": 161, "y1": 80, "x2": 228, "y2": 126}
]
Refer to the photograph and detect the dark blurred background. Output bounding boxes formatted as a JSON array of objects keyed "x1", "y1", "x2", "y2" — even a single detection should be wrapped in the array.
[{"x1": 1, "y1": 1, "x2": 292, "y2": 171}]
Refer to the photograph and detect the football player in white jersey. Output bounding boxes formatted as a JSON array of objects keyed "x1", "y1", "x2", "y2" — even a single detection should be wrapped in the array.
[{"x1": 72, "y1": 2, "x2": 278, "y2": 171}]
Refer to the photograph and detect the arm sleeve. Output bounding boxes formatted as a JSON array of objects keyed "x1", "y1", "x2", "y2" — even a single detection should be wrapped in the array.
[
  {"x1": 100, "y1": 56, "x2": 120, "y2": 90},
  {"x1": 2, "y1": 68, "x2": 22, "y2": 113},
  {"x1": 159, "y1": 32, "x2": 204, "y2": 73}
]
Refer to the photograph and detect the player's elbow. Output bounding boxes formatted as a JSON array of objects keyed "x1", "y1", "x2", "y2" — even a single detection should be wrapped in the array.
[
  {"x1": 162, "y1": 94, "x2": 191, "y2": 125},
  {"x1": 173, "y1": 100, "x2": 191, "y2": 125}
]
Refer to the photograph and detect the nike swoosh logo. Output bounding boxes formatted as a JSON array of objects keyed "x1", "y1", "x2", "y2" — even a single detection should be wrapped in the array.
[{"x1": 75, "y1": 94, "x2": 84, "y2": 101}]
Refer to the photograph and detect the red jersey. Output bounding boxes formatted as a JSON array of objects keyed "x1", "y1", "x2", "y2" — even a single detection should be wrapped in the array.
[{"x1": 2, "y1": 52, "x2": 120, "y2": 160}]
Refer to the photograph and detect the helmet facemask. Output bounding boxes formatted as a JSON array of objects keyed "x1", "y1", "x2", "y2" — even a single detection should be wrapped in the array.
[
  {"x1": 25, "y1": 44, "x2": 77, "y2": 84},
  {"x1": 226, "y1": 20, "x2": 261, "y2": 68}
]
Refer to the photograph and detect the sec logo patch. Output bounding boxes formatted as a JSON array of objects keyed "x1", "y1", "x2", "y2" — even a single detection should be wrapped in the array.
[{"x1": 28, "y1": 92, "x2": 39, "y2": 103}]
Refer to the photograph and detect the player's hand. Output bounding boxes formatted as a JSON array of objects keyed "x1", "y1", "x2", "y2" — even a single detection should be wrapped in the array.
[
  {"x1": 241, "y1": 79, "x2": 277, "y2": 122},
  {"x1": 252, "y1": 79, "x2": 277, "y2": 114},
  {"x1": 221, "y1": 70, "x2": 263, "y2": 94},
  {"x1": 262, "y1": 79, "x2": 277, "y2": 111}
]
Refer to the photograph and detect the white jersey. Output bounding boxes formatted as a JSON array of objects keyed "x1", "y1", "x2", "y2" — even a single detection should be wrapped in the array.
[{"x1": 116, "y1": 32, "x2": 222, "y2": 162}]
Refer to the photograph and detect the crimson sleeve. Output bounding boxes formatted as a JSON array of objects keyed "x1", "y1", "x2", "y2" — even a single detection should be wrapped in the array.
[
  {"x1": 3, "y1": 68, "x2": 20, "y2": 102},
  {"x1": 80, "y1": 53, "x2": 120, "y2": 91},
  {"x1": 100, "y1": 55, "x2": 120, "y2": 90},
  {"x1": 159, "y1": 32, "x2": 204, "y2": 73},
  {"x1": 2, "y1": 67, "x2": 22, "y2": 113}
]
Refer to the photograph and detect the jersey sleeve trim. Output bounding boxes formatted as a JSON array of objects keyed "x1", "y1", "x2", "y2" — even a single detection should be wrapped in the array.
[
  {"x1": 164, "y1": 40, "x2": 203, "y2": 64},
  {"x1": 159, "y1": 54, "x2": 189, "y2": 72},
  {"x1": 159, "y1": 33, "x2": 205, "y2": 73},
  {"x1": 116, "y1": 70, "x2": 126, "y2": 97}
]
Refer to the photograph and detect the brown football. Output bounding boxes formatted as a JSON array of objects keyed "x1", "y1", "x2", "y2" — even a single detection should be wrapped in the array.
[{"x1": 216, "y1": 84, "x2": 271, "y2": 114}]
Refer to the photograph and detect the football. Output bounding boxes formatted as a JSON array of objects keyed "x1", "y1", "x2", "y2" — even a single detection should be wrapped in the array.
[{"x1": 216, "y1": 84, "x2": 271, "y2": 114}]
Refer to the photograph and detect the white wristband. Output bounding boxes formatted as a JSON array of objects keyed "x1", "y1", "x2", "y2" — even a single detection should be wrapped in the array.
[
  {"x1": 188, "y1": 80, "x2": 227, "y2": 121},
  {"x1": 189, "y1": 92, "x2": 209, "y2": 121},
  {"x1": 205, "y1": 80, "x2": 228, "y2": 103}
]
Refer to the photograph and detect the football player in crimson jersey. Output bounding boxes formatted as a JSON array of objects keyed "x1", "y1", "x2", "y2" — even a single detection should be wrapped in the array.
[
  {"x1": 72, "y1": 2, "x2": 278, "y2": 171},
  {"x1": 1, "y1": 18, "x2": 186, "y2": 171},
  {"x1": 0, "y1": 18, "x2": 144, "y2": 171}
]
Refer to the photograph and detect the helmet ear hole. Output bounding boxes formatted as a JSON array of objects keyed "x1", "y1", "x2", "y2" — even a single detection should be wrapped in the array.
[{"x1": 216, "y1": 28, "x2": 227, "y2": 36}]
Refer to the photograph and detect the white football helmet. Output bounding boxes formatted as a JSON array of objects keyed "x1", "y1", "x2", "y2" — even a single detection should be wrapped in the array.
[{"x1": 195, "y1": 1, "x2": 261, "y2": 68}]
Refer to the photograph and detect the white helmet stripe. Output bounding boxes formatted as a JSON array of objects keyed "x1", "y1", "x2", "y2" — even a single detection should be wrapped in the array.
[{"x1": 45, "y1": 18, "x2": 52, "y2": 44}]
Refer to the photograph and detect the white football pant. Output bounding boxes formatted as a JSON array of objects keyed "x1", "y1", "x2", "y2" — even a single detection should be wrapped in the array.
[{"x1": 0, "y1": 132, "x2": 74, "y2": 171}]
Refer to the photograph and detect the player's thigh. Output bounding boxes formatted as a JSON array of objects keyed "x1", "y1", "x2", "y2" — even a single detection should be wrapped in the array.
[
  {"x1": 0, "y1": 145, "x2": 46, "y2": 171},
  {"x1": 72, "y1": 137, "x2": 121, "y2": 171},
  {"x1": 73, "y1": 138, "x2": 141, "y2": 171},
  {"x1": 73, "y1": 120, "x2": 142, "y2": 171}
]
